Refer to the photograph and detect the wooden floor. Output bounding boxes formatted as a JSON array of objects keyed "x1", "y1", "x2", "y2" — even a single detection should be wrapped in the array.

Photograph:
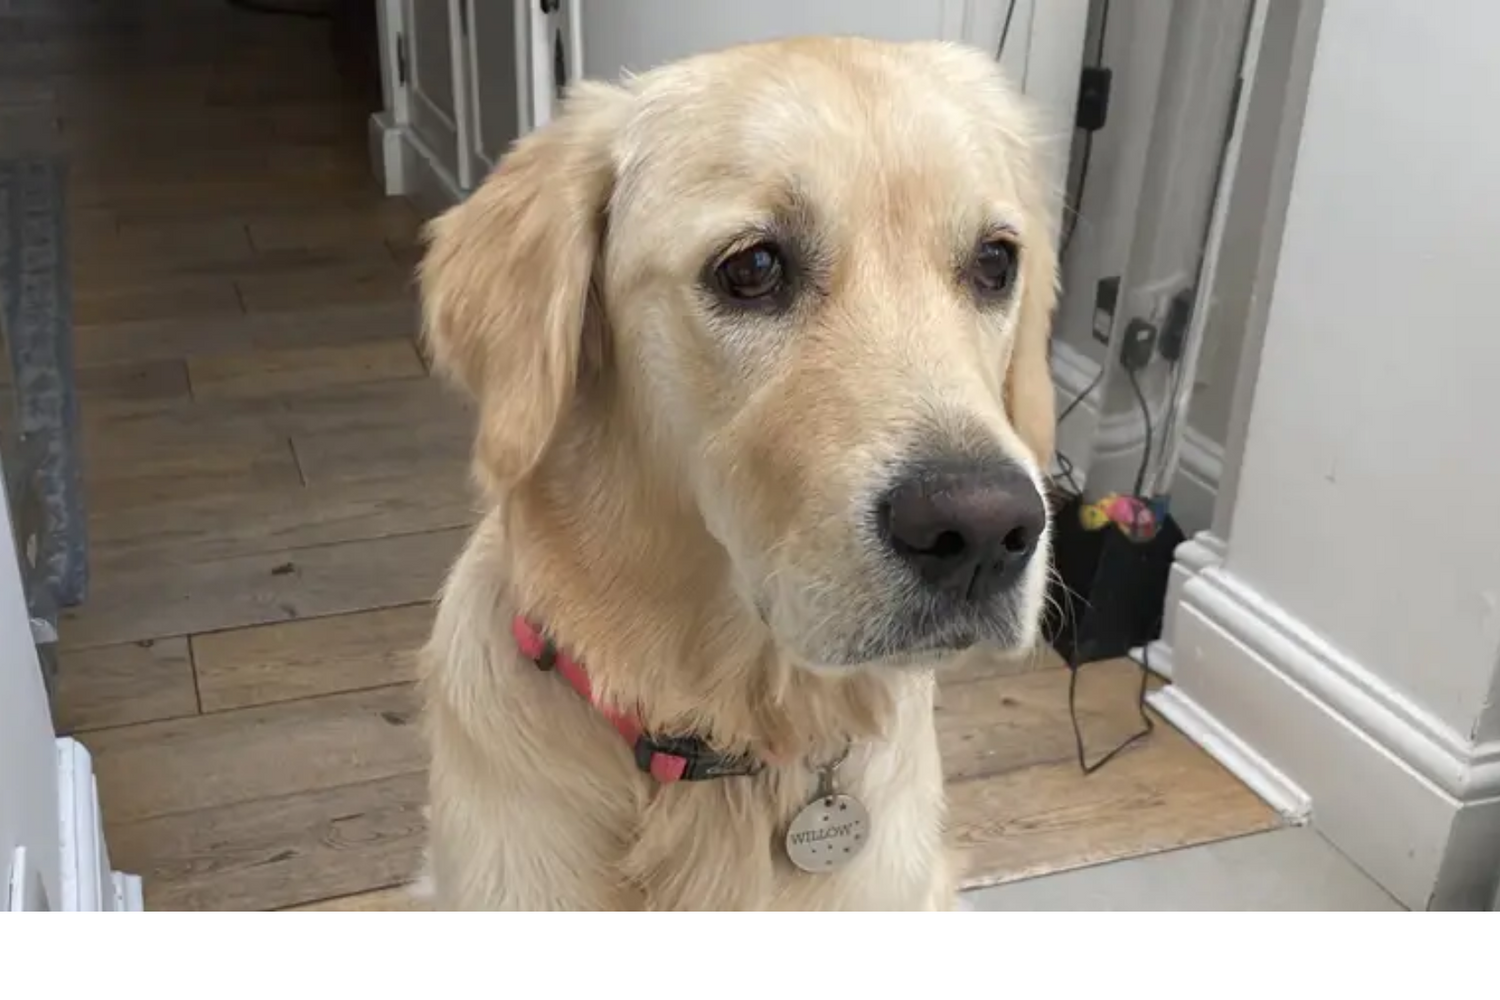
[{"x1": 17, "y1": 1, "x2": 1279, "y2": 910}]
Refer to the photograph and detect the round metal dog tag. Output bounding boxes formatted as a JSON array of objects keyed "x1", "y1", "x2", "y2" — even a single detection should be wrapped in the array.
[{"x1": 784, "y1": 793, "x2": 870, "y2": 874}]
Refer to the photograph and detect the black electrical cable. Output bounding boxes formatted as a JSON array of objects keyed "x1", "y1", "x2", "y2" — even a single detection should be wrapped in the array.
[
  {"x1": 996, "y1": 0, "x2": 1019, "y2": 61},
  {"x1": 1070, "y1": 643, "x2": 1155, "y2": 775},
  {"x1": 1058, "y1": 0, "x2": 1163, "y2": 778},
  {"x1": 1049, "y1": 365, "x2": 1104, "y2": 499},
  {"x1": 1125, "y1": 364, "x2": 1152, "y2": 498},
  {"x1": 1061, "y1": 361, "x2": 1160, "y2": 776},
  {"x1": 1066, "y1": 330, "x2": 1158, "y2": 776},
  {"x1": 1058, "y1": 366, "x2": 1104, "y2": 428},
  {"x1": 1060, "y1": 135, "x2": 1093, "y2": 255},
  {"x1": 1094, "y1": 0, "x2": 1111, "y2": 64},
  {"x1": 1061, "y1": 0, "x2": 1112, "y2": 257},
  {"x1": 1004, "y1": 0, "x2": 1153, "y2": 775},
  {"x1": 1053, "y1": 453, "x2": 1083, "y2": 498}
]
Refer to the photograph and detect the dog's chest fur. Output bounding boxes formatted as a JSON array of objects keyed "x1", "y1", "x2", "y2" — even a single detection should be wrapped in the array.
[
  {"x1": 422, "y1": 612, "x2": 951, "y2": 910},
  {"x1": 615, "y1": 672, "x2": 949, "y2": 911},
  {"x1": 421, "y1": 516, "x2": 955, "y2": 910}
]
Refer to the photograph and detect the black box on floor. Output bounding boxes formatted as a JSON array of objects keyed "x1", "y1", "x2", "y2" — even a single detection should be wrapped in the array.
[{"x1": 1044, "y1": 493, "x2": 1186, "y2": 668}]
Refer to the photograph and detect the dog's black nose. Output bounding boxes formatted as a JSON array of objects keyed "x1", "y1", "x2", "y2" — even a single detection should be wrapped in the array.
[{"x1": 878, "y1": 462, "x2": 1046, "y2": 602}]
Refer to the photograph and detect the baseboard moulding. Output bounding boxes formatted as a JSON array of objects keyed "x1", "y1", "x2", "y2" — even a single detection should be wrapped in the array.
[{"x1": 1157, "y1": 560, "x2": 1500, "y2": 910}]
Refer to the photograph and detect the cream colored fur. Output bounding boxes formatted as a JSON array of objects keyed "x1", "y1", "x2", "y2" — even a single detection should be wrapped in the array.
[{"x1": 417, "y1": 36, "x2": 1059, "y2": 911}]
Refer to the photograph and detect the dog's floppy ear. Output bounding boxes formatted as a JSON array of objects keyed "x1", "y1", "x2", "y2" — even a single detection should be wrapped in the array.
[
  {"x1": 419, "y1": 83, "x2": 629, "y2": 489},
  {"x1": 1002, "y1": 136, "x2": 1061, "y2": 468},
  {"x1": 1005, "y1": 213, "x2": 1059, "y2": 467}
]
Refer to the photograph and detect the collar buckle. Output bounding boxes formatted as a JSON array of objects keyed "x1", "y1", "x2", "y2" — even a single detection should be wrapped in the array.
[{"x1": 633, "y1": 733, "x2": 764, "y2": 782}]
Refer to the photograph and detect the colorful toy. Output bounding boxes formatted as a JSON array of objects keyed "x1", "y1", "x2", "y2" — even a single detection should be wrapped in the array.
[{"x1": 1078, "y1": 492, "x2": 1158, "y2": 540}]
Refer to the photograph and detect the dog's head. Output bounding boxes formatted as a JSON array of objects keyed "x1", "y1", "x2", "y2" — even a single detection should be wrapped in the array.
[{"x1": 421, "y1": 38, "x2": 1059, "y2": 671}]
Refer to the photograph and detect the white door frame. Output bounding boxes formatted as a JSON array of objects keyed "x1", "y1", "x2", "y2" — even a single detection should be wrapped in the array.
[{"x1": 0, "y1": 451, "x2": 140, "y2": 911}]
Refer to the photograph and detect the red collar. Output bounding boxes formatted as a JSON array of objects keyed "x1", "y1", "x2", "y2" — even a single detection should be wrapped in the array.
[{"x1": 511, "y1": 616, "x2": 763, "y2": 784}]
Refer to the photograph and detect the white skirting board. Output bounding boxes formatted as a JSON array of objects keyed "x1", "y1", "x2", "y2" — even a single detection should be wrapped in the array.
[
  {"x1": 369, "y1": 113, "x2": 466, "y2": 215},
  {"x1": 1130, "y1": 531, "x2": 1230, "y2": 683},
  {"x1": 1146, "y1": 684, "x2": 1311, "y2": 822},
  {"x1": 56, "y1": 738, "x2": 142, "y2": 912},
  {"x1": 1159, "y1": 553, "x2": 1500, "y2": 911}
]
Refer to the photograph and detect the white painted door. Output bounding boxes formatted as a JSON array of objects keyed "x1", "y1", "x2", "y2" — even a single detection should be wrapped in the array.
[
  {"x1": 401, "y1": 0, "x2": 469, "y2": 190},
  {"x1": 0, "y1": 458, "x2": 60, "y2": 912},
  {"x1": 525, "y1": 0, "x2": 584, "y2": 129},
  {"x1": 464, "y1": 0, "x2": 525, "y2": 182}
]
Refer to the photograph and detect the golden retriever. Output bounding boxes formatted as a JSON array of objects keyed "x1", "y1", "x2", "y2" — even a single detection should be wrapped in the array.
[{"x1": 416, "y1": 35, "x2": 1059, "y2": 910}]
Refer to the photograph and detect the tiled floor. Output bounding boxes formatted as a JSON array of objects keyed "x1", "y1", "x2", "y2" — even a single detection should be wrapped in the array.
[
  {"x1": 965, "y1": 827, "x2": 1404, "y2": 911},
  {"x1": 12, "y1": 0, "x2": 1288, "y2": 910}
]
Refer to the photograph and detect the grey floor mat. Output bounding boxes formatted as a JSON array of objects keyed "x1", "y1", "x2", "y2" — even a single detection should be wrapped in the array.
[{"x1": 0, "y1": 155, "x2": 88, "y2": 609}]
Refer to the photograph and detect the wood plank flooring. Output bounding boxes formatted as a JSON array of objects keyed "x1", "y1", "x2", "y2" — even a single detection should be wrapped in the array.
[{"x1": 26, "y1": 0, "x2": 1278, "y2": 910}]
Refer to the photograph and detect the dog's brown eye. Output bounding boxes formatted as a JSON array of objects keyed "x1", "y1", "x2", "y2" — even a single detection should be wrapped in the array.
[
  {"x1": 716, "y1": 243, "x2": 786, "y2": 302},
  {"x1": 971, "y1": 239, "x2": 1017, "y2": 297}
]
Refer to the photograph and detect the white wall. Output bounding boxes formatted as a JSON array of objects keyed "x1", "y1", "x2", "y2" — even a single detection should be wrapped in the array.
[
  {"x1": 581, "y1": 0, "x2": 1024, "y2": 82},
  {"x1": 1158, "y1": 0, "x2": 1500, "y2": 909},
  {"x1": 578, "y1": 0, "x2": 1087, "y2": 234},
  {"x1": 0, "y1": 482, "x2": 61, "y2": 910},
  {"x1": 1227, "y1": 0, "x2": 1500, "y2": 740}
]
